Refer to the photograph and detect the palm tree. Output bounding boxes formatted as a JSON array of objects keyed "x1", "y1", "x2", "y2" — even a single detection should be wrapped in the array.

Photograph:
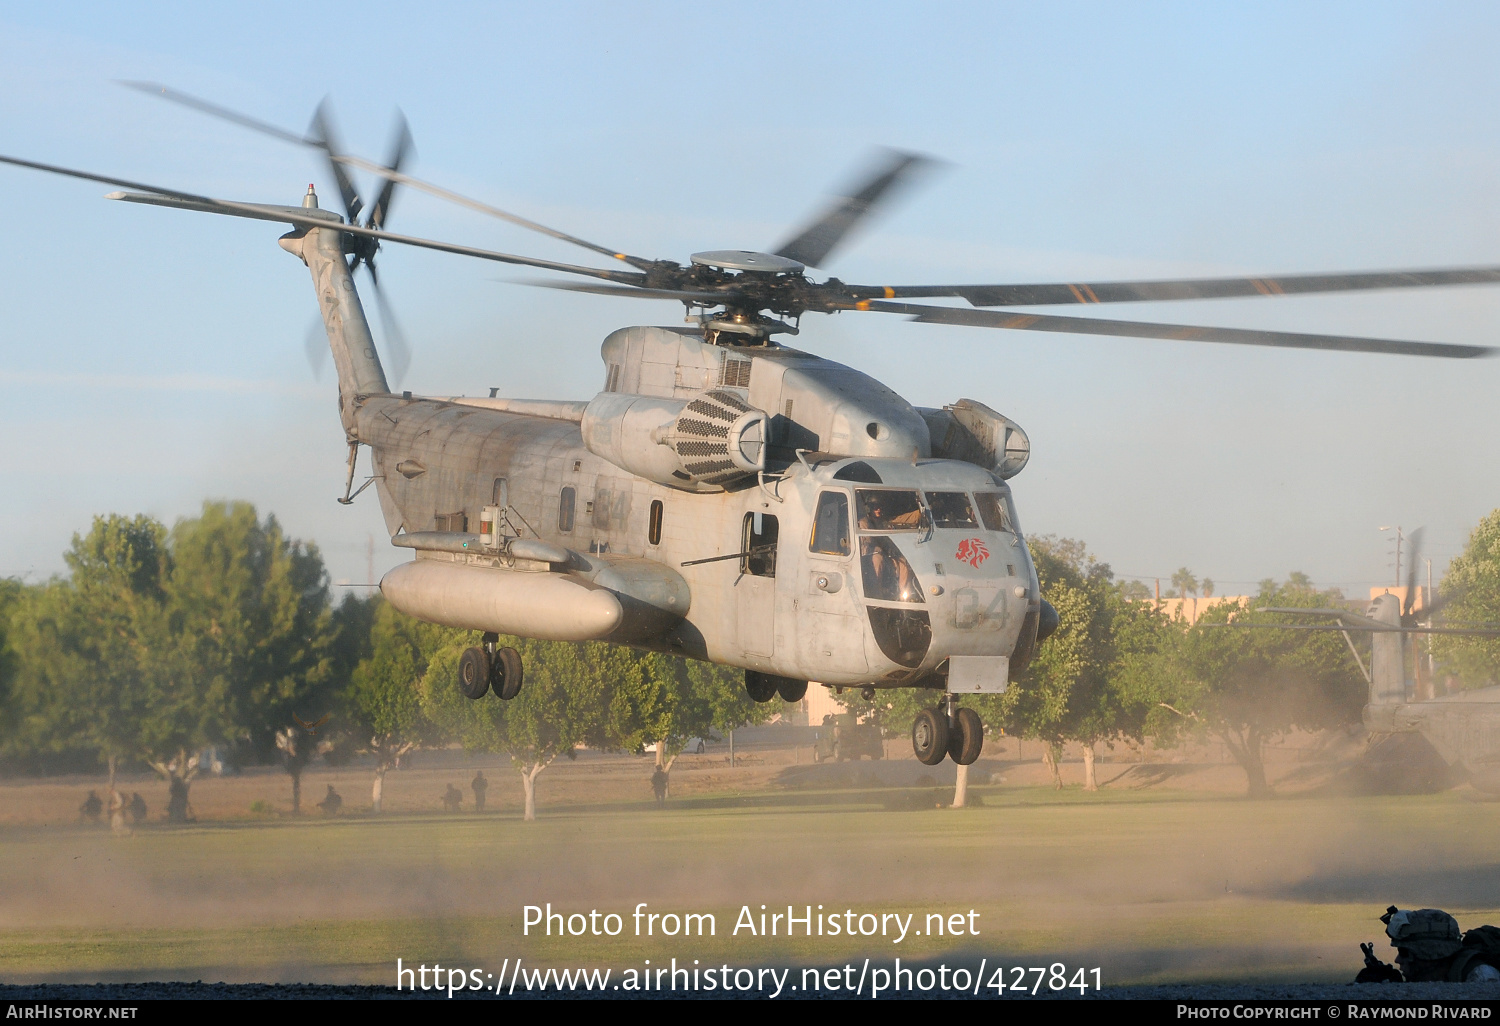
[{"x1": 1171, "y1": 567, "x2": 1199, "y2": 620}]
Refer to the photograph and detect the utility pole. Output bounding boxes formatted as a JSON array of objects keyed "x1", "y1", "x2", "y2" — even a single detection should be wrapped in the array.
[{"x1": 1379, "y1": 525, "x2": 1404, "y2": 590}]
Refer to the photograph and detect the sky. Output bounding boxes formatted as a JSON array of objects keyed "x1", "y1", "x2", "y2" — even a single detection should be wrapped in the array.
[{"x1": 1, "y1": 1, "x2": 1498, "y2": 595}]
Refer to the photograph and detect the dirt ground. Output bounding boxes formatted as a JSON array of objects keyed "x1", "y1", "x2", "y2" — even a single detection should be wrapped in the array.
[{"x1": 0, "y1": 725, "x2": 1365, "y2": 827}]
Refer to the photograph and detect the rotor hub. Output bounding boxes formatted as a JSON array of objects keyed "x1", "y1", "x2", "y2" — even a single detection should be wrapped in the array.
[{"x1": 690, "y1": 250, "x2": 804, "y2": 274}]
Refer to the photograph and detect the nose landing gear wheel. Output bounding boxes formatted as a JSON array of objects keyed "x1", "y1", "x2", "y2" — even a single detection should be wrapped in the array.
[
  {"x1": 491, "y1": 646, "x2": 524, "y2": 700},
  {"x1": 912, "y1": 707, "x2": 950, "y2": 766},
  {"x1": 949, "y1": 707, "x2": 984, "y2": 765},
  {"x1": 457, "y1": 647, "x2": 490, "y2": 699}
]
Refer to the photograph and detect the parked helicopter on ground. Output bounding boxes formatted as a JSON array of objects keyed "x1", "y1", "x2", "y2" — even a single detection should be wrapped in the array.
[
  {"x1": 5, "y1": 85, "x2": 1499, "y2": 766},
  {"x1": 1232, "y1": 533, "x2": 1500, "y2": 793}
]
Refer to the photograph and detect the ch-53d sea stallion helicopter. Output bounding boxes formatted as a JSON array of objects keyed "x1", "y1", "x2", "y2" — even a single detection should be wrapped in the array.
[{"x1": 5, "y1": 84, "x2": 1498, "y2": 768}]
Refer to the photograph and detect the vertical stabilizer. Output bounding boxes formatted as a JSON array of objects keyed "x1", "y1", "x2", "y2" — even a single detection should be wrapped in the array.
[
  {"x1": 279, "y1": 188, "x2": 389, "y2": 435},
  {"x1": 1367, "y1": 593, "x2": 1405, "y2": 706}
]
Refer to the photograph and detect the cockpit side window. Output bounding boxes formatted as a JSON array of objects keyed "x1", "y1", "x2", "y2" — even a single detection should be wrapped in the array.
[
  {"x1": 974, "y1": 491, "x2": 1015, "y2": 534},
  {"x1": 855, "y1": 489, "x2": 924, "y2": 532},
  {"x1": 810, "y1": 491, "x2": 851, "y2": 556},
  {"x1": 860, "y1": 536, "x2": 925, "y2": 604},
  {"x1": 925, "y1": 491, "x2": 977, "y2": 529}
]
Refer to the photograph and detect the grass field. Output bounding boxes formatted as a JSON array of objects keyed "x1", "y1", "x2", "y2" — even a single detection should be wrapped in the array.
[{"x1": 3, "y1": 775, "x2": 1497, "y2": 988}]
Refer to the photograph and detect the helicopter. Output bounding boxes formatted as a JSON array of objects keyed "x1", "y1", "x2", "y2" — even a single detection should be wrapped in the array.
[
  {"x1": 4, "y1": 84, "x2": 1499, "y2": 768},
  {"x1": 1230, "y1": 532, "x2": 1500, "y2": 794}
]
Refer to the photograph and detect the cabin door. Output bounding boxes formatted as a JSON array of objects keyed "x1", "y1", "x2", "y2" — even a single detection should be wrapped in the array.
[{"x1": 737, "y1": 512, "x2": 778, "y2": 657}]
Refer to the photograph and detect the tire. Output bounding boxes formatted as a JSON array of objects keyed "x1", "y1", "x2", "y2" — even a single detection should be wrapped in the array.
[
  {"x1": 911, "y1": 707, "x2": 949, "y2": 766},
  {"x1": 949, "y1": 707, "x2": 984, "y2": 765},
  {"x1": 777, "y1": 678, "x2": 808, "y2": 703},
  {"x1": 493, "y1": 647, "x2": 524, "y2": 700},
  {"x1": 745, "y1": 670, "x2": 779, "y2": 703},
  {"x1": 458, "y1": 647, "x2": 491, "y2": 700}
]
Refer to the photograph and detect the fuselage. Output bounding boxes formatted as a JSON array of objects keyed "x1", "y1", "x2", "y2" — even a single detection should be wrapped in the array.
[{"x1": 358, "y1": 359, "x2": 1037, "y2": 688}]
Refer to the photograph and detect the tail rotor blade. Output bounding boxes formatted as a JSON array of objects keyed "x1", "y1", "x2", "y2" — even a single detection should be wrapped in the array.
[
  {"x1": 366, "y1": 111, "x2": 413, "y2": 232},
  {"x1": 304, "y1": 316, "x2": 329, "y2": 381},
  {"x1": 309, "y1": 99, "x2": 363, "y2": 224},
  {"x1": 368, "y1": 274, "x2": 412, "y2": 388}
]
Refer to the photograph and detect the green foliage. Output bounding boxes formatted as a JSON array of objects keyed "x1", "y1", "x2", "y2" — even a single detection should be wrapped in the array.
[
  {"x1": 1, "y1": 504, "x2": 339, "y2": 787},
  {"x1": 996, "y1": 537, "x2": 1162, "y2": 754},
  {"x1": 1431, "y1": 510, "x2": 1500, "y2": 687},
  {"x1": 346, "y1": 599, "x2": 445, "y2": 747},
  {"x1": 1159, "y1": 576, "x2": 1365, "y2": 795}
]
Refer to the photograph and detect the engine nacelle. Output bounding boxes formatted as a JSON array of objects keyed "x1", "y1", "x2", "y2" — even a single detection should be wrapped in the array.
[
  {"x1": 919, "y1": 398, "x2": 1030, "y2": 479},
  {"x1": 581, "y1": 389, "x2": 768, "y2": 491}
]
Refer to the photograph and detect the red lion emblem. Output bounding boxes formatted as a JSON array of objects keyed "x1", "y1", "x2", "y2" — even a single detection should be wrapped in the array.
[{"x1": 955, "y1": 538, "x2": 990, "y2": 568}]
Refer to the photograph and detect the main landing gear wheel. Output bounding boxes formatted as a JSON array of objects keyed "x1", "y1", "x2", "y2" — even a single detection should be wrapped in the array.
[
  {"x1": 457, "y1": 647, "x2": 490, "y2": 699},
  {"x1": 744, "y1": 670, "x2": 780, "y2": 703},
  {"x1": 492, "y1": 646, "x2": 524, "y2": 700},
  {"x1": 777, "y1": 678, "x2": 808, "y2": 703},
  {"x1": 912, "y1": 707, "x2": 950, "y2": 766},
  {"x1": 949, "y1": 707, "x2": 984, "y2": 766}
]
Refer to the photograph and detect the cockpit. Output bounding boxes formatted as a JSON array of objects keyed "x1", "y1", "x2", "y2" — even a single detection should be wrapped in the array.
[{"x1": 805, "y1": 458, "x2": 1027, "y2": 676}]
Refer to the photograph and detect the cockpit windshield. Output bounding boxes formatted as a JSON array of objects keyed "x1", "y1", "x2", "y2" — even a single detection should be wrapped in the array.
[
  {"x1": 974, "y1": 491, "x2": 1016, "y2": 534},
  {"x1": 924, "y1": 491, "x2": 977, "y2": 529},
  {"x1": 855, "y1": 489, "x2": 924, "y2": 532}
]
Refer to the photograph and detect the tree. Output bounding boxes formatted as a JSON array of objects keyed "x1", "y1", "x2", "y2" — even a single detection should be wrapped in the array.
[
  {"x1": 345, "y1": 600, "x2": 447, "y2": 811},
  {"x1": 1171, "y1": 567, "x2": 1200, "y2": 617},
  {"x1": 420, "y1": 636, "x2": 624, "y2": 820},
  {"x1": 4, "y1": 504, "x2": 339, "y2": 821},
  {"x1": 996, "y1": 537, "x2": 1116, "y2": 789},
  {"x1": 622, "y1": 656, "x2": 770, "y2": 798},
  {"x1": 1157, "y1": 577, "x2": 1365, "y2": 796},
  {"x1": 6, "y1": 515, "x2": 170, "y2": 798},
  {"x1": 1431, "y1": 509, "x2": 1500, "y2": 687}
]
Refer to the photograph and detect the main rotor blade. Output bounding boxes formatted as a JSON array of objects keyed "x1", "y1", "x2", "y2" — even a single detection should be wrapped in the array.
[
  {"x1": 852, "y1": 300, "x2": 1493, "y2": 358},
  {"x1": 525, "y1": 279, "x2": 743, "y2": 304},
  {"x1": 0, "y1": 153, "x2": 648, "y2": 285},
  {"x1": 120, "y1": 80, "x2": 310, "y2": 146},
  {"x1": 122, "y1": 80, "x2": 656, "y2": 270},
  {"x1": 1220, "y1": 622, "x2": 1500, "y2": 637},
  {"x1": 775, "y1": 150, "x2": 932, "y2": 269},
  {"x1": 877, "y1": 267, "x2": 1500, "y2": 307}
]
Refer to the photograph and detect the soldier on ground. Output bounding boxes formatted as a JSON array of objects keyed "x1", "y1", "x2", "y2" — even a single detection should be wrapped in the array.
[
  {"x1": 128, "y1": 793, "x2": 147, "y2": 824},
  {"x1": 1357, "y1": 906, "x2": 1500, "y2": 982},
  {"x1": 317, "y1": 784, "x2": 343, "y2": 816},
  {"x1": 79, "y1": 790, "x2": 102, "y2": 823},
  {"x1": 441, "y1": 784, "x2": 463, "y2": 812},
  {"x1": 471, "y1": 771, "x2": 488, "y2": 812},
  {"x1": 650, "y1": 767, "x2": 668, "y2": 806}
]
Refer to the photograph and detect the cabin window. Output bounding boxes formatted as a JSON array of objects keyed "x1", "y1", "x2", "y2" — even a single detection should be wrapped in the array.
[
  {"x1": 860, "y1": 536, "x2": 925, "y2": 604},
  {"x1": 558, "y1": 487, "x2": 576, "y2": 533},
  {"x1": 809, "y1": 491, "x2": 851, "y2": 556},
  {"x1": 974, "y1": 491, "x2": 1015, "y2": 534},
  {"x1": 855, "y1": 489, "x2": 925, "y2": 532},
  {"x1": 741, "y1": 512, "x2": 778, "y2": 577},
  {"x1": 924, "y1": 491, "x2": 977, "y2": 529},
  {"x1": 435, "y1": 511, "x2": 467, "y2": 533},
  {"x1": 648, "y1": 500, "x2": 664, "y2": 546}
]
